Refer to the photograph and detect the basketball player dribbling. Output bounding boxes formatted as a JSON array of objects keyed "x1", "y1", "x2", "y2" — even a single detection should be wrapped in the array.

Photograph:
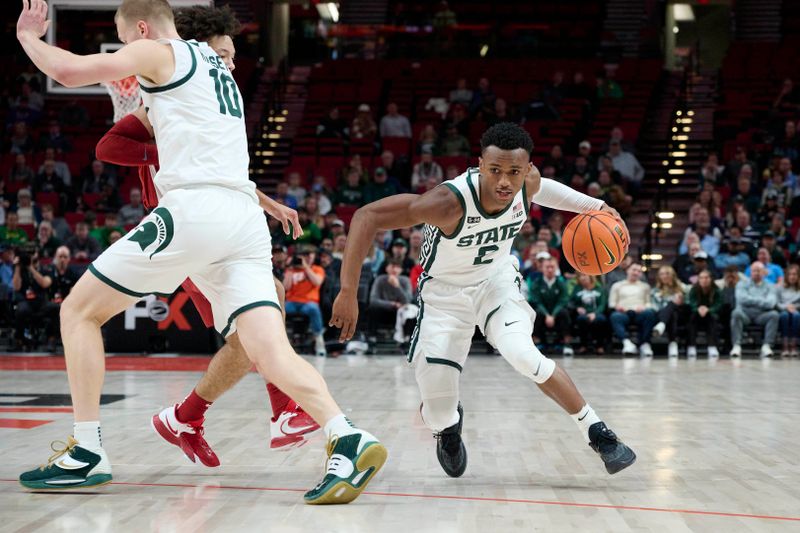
[
  {"x1": 94, "y1": 4, "x2": 320, "y2": 464},
  {"x1": 332, "y1": 123, "x2": 636, "y2": 477},
  {"x1": 17, "y1": 0, "x2": 386, "y2": 504}
]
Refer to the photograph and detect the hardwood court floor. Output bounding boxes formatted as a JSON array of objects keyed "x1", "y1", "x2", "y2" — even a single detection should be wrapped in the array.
[{"x1": 1, "y1": 354, "x2": 799, "y2": 532}]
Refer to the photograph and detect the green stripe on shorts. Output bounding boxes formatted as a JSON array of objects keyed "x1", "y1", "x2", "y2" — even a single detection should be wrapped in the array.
[{"x1": 220, "y1": 300, "x2": 282, "y2": 337}]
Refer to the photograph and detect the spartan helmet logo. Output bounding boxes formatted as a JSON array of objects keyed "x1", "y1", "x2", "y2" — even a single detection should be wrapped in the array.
[{"x1": 127, "y1": 207, "x2": 174, "y2": 259}]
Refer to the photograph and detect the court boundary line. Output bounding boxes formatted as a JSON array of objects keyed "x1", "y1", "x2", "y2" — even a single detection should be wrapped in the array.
[{"x1": 2, "y1": 479, "x2": 798, "y2": 522}]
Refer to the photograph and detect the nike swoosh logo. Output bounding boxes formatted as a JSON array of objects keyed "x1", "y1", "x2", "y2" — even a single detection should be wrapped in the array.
[
  {"x1": 578, "y1": 412, "x2": 589, "y2": 421},
  {"x1": 598, "y1": 239, "x2": 616, "y2": 266},
  {"x1": 164, "y1": 416, "x2": 180, "y2": 436},
  {"x1": 56, "y1": 457, "x2": 90, "y2": 470},
  {"x1": 532, "y1": 360, "x2": 542, "y2": 377},
  {"x1": 280, "y1": 415, "x2": 314, "y2": 436},
  {"x1": 504, "y1": 320, "x2": 519, "y2": 326}
]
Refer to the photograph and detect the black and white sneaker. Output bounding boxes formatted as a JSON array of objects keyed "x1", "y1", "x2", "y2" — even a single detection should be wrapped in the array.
[
  {"x1": 588, "y1": 422, "x2": 636, "y2": 474},
  {"x1": 435, "y1": 403, "x2": 467, "y2": 478}
]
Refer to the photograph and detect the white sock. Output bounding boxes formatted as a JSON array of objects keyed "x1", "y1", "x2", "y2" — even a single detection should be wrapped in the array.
[
  {"x1": 73, "y1": 421, "x2": 102, "y2": 450},
  {"x1": 323, "y1": 413, "x2": 357, "y2": 439},
  {"x1": 572, "y1": 404, "x2": 601, "y2": 443}
]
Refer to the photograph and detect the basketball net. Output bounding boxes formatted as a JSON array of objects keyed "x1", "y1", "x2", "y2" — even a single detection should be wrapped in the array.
[{"x1": 104, "y1": 76, "x2": 142, "y2": 123}]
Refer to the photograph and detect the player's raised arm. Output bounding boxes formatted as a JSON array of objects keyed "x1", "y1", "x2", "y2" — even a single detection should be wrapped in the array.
[
  {"x1": 331, "y1": 186, "x2": 463, "y2": 340},
  {"x1": 17, "y1": 0, "x2": 173, "y2": 88}
]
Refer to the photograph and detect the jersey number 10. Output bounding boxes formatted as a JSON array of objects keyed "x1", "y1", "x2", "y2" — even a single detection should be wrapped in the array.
[{"x1": 208, "y1": 68, "x2": 242, "y2": 118}]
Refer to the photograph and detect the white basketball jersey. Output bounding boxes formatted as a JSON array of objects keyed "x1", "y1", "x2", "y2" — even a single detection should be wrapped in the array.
[
  {"x1": 419, "y1": 168, "x2": 529, "y2": 287},
  {"x1": 137, "y1": 39, "x2": 256, "y2": 201}
]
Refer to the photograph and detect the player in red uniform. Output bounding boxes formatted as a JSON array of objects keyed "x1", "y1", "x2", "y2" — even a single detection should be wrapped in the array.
[{"x1": 95, "y1": 5, "x2": 319, "y2": 464}]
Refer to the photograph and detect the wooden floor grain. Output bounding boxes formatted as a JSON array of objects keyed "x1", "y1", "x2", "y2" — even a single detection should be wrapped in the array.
[{"x1": 1, "y1": 354, "x2": 799, "y2": 533}]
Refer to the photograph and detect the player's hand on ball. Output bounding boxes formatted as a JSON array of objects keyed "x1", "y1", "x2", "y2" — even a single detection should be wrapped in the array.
[
  {"x1": 330, "y1": 291, "x2": 359, "y2": 341},
  {"x1": 17, "y1": 0, "x2": 51, "y2": 39},
  {"x1": 599, "y1": 203, "x2": 630, "y2": 253}
]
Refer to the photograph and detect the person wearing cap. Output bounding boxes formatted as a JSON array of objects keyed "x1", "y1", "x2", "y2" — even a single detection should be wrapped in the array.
[
  {"x1": 714, "y1": 237, "x2": 751, "y2": 272},
  {"x1": 411, "y1": 148, "x2": 443, "y2": 190},
  {"x1": 364, "y1": 167, "x2": 398, "y2": 204},
  {"x1": 368, "y1": 257, "x2": 416, "y2": 343},
  {"x1": 351, "y1": 103, "x2": 376, "y2": 139},
  {"x1": 379, "y1": 238, "x2": 414, "y2": 276},
  {"x1": 760, "y1": 230, "x2": 787, "y2": 267},
  {"x1": 730, "y1": 261, "x2": 779, "y2": 358},
  {"x1": 756, "y1": 190, "x2": 783, "y2": 229},
  {"x1": 529, "y1": 257, "x2": 573, "y2": 355},
  {"x1": 608, "y1": 263, "x2": 657, "y2": 357},
  {"x1": 284, "y1": 245, "x2": 327, "y2": 356},
  {"x1": 744, "y1": 247, "x2": 784, "y2": 285},
  {"x1": 688, "y1": 249, "x2": 719, "y2": 285}
]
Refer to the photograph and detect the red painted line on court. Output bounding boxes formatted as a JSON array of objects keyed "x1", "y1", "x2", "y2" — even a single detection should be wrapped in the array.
[
  {"x1": 3, "y1": 478, "x2": 798, "y2": 522},
  {"x1": 0, "y1": 419, "x2": 52, "y2": 429},
  {"x1": 0, "y1": 407, "x2": 72, "y2": 413},
  {"x1": 0, "y1": 355, "x2": 244, "y2": 372}
]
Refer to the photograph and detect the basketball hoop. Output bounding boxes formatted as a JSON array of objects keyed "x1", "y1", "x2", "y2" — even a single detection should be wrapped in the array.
[{"x1": 104, "y1": 76, "x2": 142, "y2": 123}]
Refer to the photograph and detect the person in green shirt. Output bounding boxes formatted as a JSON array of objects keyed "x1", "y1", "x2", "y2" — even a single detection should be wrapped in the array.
[
  {"x1": 291, "y1": 208, "x2": 322, "y2": 245},
  {"x1": 529, "y1": 257, "x2": 573, "y2": 355},
  {"x1": 569, "y1": 273, "x2": 609, "y2": 354},
  {"x1": 0, "y1": 212, "x2": 29, "y2": 247},
  {"x1": 335, "y1": 168, "x2": 365, "y2": 207},
  {"x1": 686, "y1": 269, "x2": 722, "y2": 359},
  {"x1": 90, "y1": 212, "x2": 125, "y2": 249},
  {"x1": 363, "y1": 167, "x2": 397, "y2": 204}
]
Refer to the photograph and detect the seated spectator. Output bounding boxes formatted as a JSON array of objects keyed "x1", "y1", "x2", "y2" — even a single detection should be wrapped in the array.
[
  {"x1": 0, "y1": 212, "x2": 29, "y2": 246},
  {"x1": 734, "y1": 209, "x2": 762, "y2": 249},
  {"x1": 8, "y1": 122, "x2": 35, "y2": 154},
  {"x1": 542, "y1": 145, "x2": 568, "y2": 180},
  {"x1": 761, "y1": 230, "x2": 786, "y2": 267},
  {"x1": 608, "y1": 263, "x2": 656, "y2": 357},
  {"x1": 569, "y1": 273, "x2": 608, "y2": 354},
  {"x1": 686, "y1": 269, "x2": 722, "y2": 359},
  {"x1": 9, "y1": 154, "x2": 35, "y2": 185},
  {"x1": 756, "y1": 191, "x2": 784, "y2": 231},
  {"x1": 316, "y1": 107, "x2": 348, "y2": 138},
  {"x1": 35, "y1": 220, "x2": 60, "y2": 259},
  {"x1": 577, "y1": 140, "x2": 597, "y2": 171},
  {"x1": 351, "y1": 104, "x2": 377, "y2": 139},
  {"x1": 292, "y1": 209, "x2": 322, "y2": 245},
  {"x1": 761, "y1": 169, "x2": 792, "y2": 211},
  {"x1": 95, "y1": 182, "x2": 122, "y2": 213},
  {"x1": 445, "y1": 164, "x2": 460, "y2": 180},
  {"x1": 699, "y1": 152, "x2": 724, "y2": 188},
  {"x1": 546, "y1": 213, "x2": 564, "y2": 249},
  {"x1": 444, "y1": 103, "x2": 470, "y2": 136},
  {"x1": 0, "y1": 246, "x2": 15, "y2": 305},
  {"x1": 90, "y1": 212, "x2": 124, "y2": 249},
  {"x1": 604, "y1": 140, "x2": 644, "y2": 196},
  {"x1": 469, "y1": 77, "x2": 496, "y2": 118},
  {"x1": 81, "y1": 160, "x2": 115, "y2": 194},
  {"x1": 11, "y1": 248, "x2": 53, "y2": 348},
  {"x1": 58, "y1": 99, "x2": 90, "y2": 129},
  {"x1": 286, "y1": 171, "x2": 307, "y2": 206},
  {"x1": 772, "y1": 78, "x2": 800, "y2": 113},
  {"x1": 724, "y1": 147, "x2": 757, "y2": 187},
  {"x1": 34, "y1": 159, "x2": 67, "y2": 198},
  {"x1": 732, "y1": 175, "x2": 761, "y2": 216},
  {"x1": 730, "y1": 261, "x2": 779, "y2": 358},
  {"x1": 407, "y1": 229, "x2": 423, "y2": 265},
  {"x1": 65, "y1": 221, "x2": 101, "y2": 262},
  {"x1": 606, "y1": 185, "x2": 632, "y2": 217},
  {"x1": 271, "y1": 244, "x2": 288, "y2": 279},
  {"x1": 778, "y1": 264, "x2": 800, "y2": 357},
  {"x1": 689, "y1": 250, "x2": 718, "y2": 284},
  {"x1": 772, "y1": 119, "x2": 800, "y2": 163},
  {"x1": 283, "y1": 245, "x2": 327, "y2": 356},
  {"x1": 42, "y1": 245, "x2": 79, "y2": 347},
  {"x1": 440, "y1": 124, "x2": 471, "y2": 157},
  {"x1": 449, "y1": 78, "x2": 473, "y2": 107},
  {"x1": 417, "y1": 124, "x2": 439, "y2": 155},
  {"x1": 744, "y1": 247, "x2": 784, "y2": 284},
  {"x1": 12, "y1": 82, "x2": 44, "y2": 112},
  {"x1": 679, "y1": 208, "x2": 722, "y2": 257},
  {"x1": 118, "y1": 188, "x2": 145, "y2": 226},
  {"x1": 717, "y1": 265, "x2": 741, "y2": 351},
  {"x1": 368, "y1": 258, "x2": 417, "y2": 343},
  {"x1": 571, "y1": 154, "x2": 593, "y2": 183},
  {"x1": 309, "y1": 177, "x2": 332, "y2": 216},
  {"x1": 565, "y1": 71, "x2": 593, "y2": 103},
  {"x1": 596, "y1": 71, "x2": 623, "y2": 100},
  {"x1": 37, "y1": 147, "x2": 71, "y2": 186},
  {"x1": 379, "y1": 237, "x2": 414, "y2": 275},
  {"x1": 364, "y1": 167, "x2": 398, "y2": 203},
  {"x1": 529, "y1": 257, "x2": 573, "y2": 355},
  {"x1": 486, "y1": 98, "x2": 518, "y2": 126},
  {"x1": 714, "y1": 237, "x2": 751, "y2": 272},
  {"x1": 767, "y1": 213, "x2": 790, "y2": 251},
  {"x1": 651, "y1": 266, "x2": 686, "y2": 358},
  {"x1": 377, "y1": 150, "x2": 407, "y2": 190},
  {"x1": 604, "y1": 254, "x2": 633, "y2": 287},
  {"x1": 379, "y1": 102, "x2": 411, "y2": 138},
  {"x1": 15, "y1": 189, "x2": 40, "y2": 226},
  {"x1": 512, "y1": 220, "x2": 538, "y2": 255},
  {"x1": 40, "y1": 204, "x2": 70, "y2": 241},
  {"x1": 691, "y1": 187, "x2": 723, "y2": 223},
  {"x1": 411, "y1": 148, "x2": 443, "y2": 189},
  {"x1": 7, "y1": 96, "x2": 41, "y2": 127},
  {"x1": 38, "y1": 120, "x2": 72, "y2": 153},
  {"x1": 272, "y1": 182, "x2": 297, "y2": 209},
  {"x1": 335, "y1": 168, "x2": 366, "y2": 207}
]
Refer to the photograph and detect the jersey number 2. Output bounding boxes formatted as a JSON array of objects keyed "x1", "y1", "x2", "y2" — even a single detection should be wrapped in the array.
[
  {"x1": 473, "y1": 245, "x2": 499, "y2": 265},
  {"x1": 208, "y1": 69, "x2": 242, "y2": 118}
]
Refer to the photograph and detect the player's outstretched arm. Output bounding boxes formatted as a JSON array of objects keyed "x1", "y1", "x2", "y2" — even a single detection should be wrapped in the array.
[
  {"x1": 17, "y1": 0, "x2": 173, "y2": 88},
  {"x1": 330, "y1": 187, "x2": 463, "y2": 341},
  {"x1": 96, "y1": 110, "x2": 158, "y2": 167}
]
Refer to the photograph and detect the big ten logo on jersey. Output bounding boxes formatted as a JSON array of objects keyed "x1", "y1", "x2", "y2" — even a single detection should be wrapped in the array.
[
  {"x1": 456, "y1": 221, "x2": 522, "y2": 248},
  {"x1": 124, "y1": 294, "x2": 193, "y2": 331}
]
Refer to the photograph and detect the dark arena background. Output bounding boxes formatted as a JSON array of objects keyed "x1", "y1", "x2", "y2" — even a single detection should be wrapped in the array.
[{"x1": 1, "y1": 1, "x2": 799, "y2": 531}]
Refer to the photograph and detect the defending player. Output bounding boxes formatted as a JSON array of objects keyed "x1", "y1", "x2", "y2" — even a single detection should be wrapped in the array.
[
  {"x1": 94, "y1": 4, "x2": 320, "y2": 462},
  {"x1": 332, "y1": 123, "x2": 635, "y2": 477},
  {"x1": 17, "y1": 0, "x2": 386, "y2": 504}
]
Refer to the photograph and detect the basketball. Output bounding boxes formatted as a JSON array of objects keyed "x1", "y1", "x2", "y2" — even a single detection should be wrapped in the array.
[{"x1": 561, "y1": 211, "x2": 628, "y2": 275}]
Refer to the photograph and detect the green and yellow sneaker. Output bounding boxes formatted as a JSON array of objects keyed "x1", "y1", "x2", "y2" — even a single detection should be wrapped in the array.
[
  {"x1": 304, "y1": 431, "x2": 387, "y2": 505},
  {"x1": 19, "y1": 436, "x2": 113, "y2": 490}
]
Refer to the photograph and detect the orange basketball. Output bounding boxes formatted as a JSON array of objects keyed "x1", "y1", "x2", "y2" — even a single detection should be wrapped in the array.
[{"x1": 561, "y1": 211, "x2": 629, "y2": 275}]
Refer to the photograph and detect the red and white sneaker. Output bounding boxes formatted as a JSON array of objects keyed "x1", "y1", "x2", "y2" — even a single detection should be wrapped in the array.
[
  {"x1": 269, "y1": 402, "x2": 321, "y2": 450},
  {"x1": 151, "y1": 405, "x2": 220, "y2": 467}
]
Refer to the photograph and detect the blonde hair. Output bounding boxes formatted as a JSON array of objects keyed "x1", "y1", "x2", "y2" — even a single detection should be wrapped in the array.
[
  {"x1": 655, "y1": 266, "x2": 683, "y2": 295},
  {"x1": 116, "y1": 0, "x2": 174, "y2": 25}
]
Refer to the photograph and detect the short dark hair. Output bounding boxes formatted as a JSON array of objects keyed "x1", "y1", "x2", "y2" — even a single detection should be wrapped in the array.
[
  {"x1": 386, "y1": 257, "x2": 403, "y2": 269},
  {"x1": 174, "y1": 5, "x2": 241, "y2": 42},
  {"x1": 480, "y1": 123, "x2": 534, "y2": 155}
]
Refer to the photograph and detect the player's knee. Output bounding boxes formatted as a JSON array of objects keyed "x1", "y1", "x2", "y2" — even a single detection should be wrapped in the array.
[{"x1": 495, "y1": 332, "x2": 556, "y2": 384}]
